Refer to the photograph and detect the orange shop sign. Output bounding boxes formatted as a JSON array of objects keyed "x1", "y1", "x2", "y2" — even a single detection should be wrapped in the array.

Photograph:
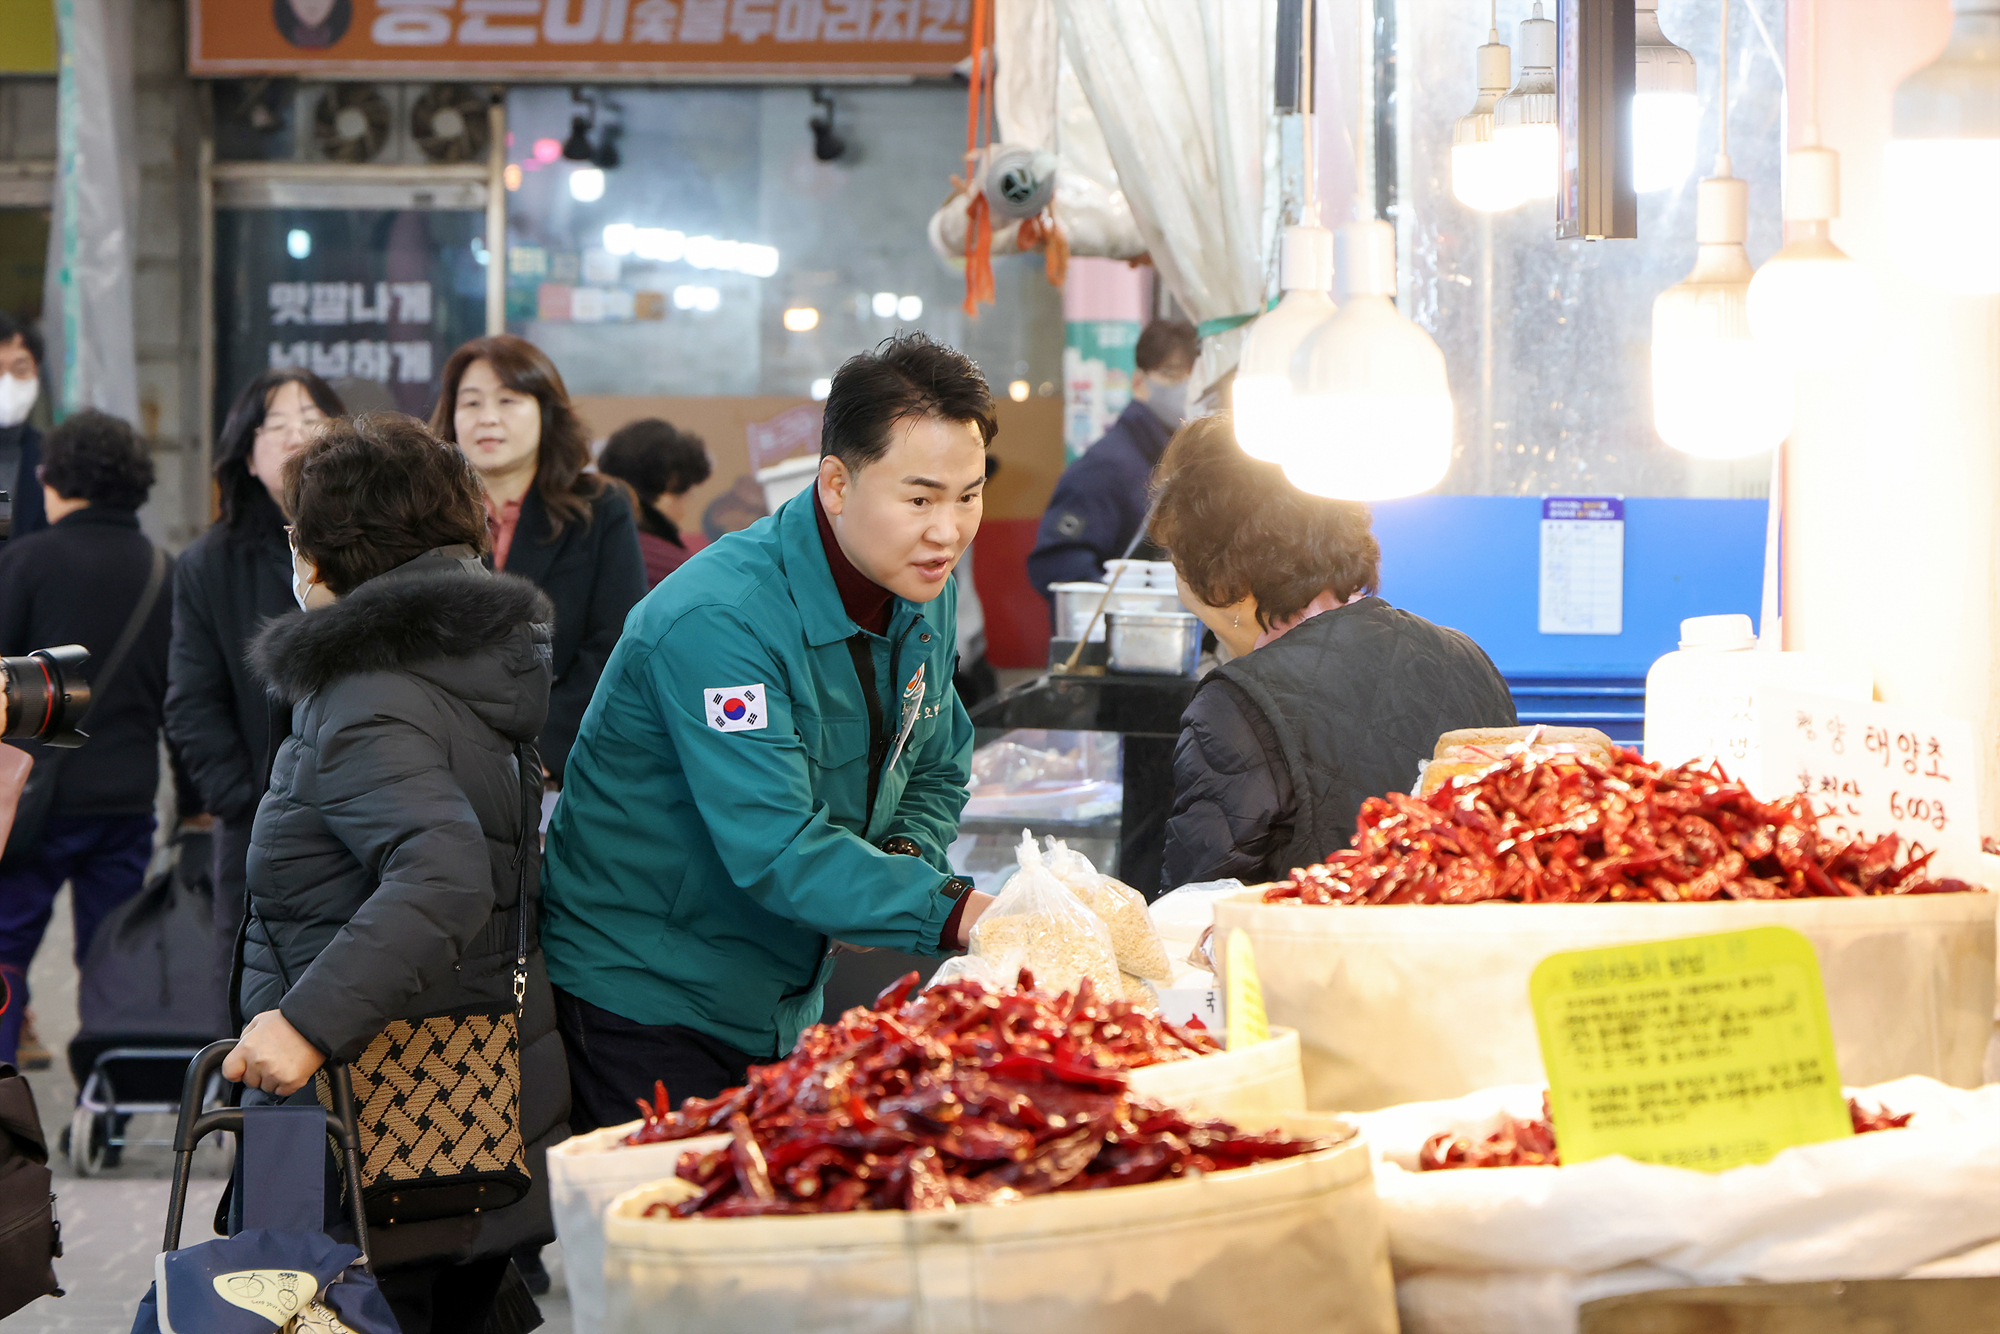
[{"x1": 189, "y1": 0, "x2": 974, "y2": 78}]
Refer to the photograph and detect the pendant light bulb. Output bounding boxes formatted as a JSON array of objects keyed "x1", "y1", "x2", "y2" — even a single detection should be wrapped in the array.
[
  {"x1": 1452, "y1": 23, "x2": 1524, "y2": 212},
  {"x1": 1285, "y1": 221, "x2": 1454, "y2": 501},
  {"x1": 1234, "y1": 225, "x2": 1338, "y2": 465},
  {"x1": 1886, "y1": 1, "x2": 2000, "y2": 294},
  {"x1": 1652, "y1": 173, "x2": 1796, "y2": 458},
  {"x1": 1493, "y1": 2, "x2": 1559, "y2": 202},
  {"x1": 1747, "y1": 146, "x2": 1877, "y2": 366},
  {"x1": 1633, "y1": 0, "x2": 1699, "y2": 193}
]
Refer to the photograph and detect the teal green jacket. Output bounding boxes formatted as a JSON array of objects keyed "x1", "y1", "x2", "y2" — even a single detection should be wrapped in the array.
[{"x1": 540, "y1": 489, "x2": 973, "y2": 1057}]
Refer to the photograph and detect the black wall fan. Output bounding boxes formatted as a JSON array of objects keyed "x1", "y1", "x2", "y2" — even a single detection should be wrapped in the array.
[{"x1": 412, "y1": 85, "x2": 491, "y2": 165}]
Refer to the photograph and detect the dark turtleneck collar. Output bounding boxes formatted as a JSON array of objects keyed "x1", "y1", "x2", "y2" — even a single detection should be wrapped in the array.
[
  {"x1": 812, "y1": 486, "x2": 892, "y2": 636},
  {"x1": 635, "y1": 501, "x2": 685, "y2": 550}
]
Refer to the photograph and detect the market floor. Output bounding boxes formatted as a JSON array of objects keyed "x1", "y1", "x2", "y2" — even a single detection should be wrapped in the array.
[{"x1": 9, "y1": 887, "x2": 577, "y2": 1333}]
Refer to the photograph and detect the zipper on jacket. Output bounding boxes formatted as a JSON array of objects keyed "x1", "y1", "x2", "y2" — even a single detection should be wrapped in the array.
[{"x1": 845, "y1": 619, "x2": 920, "y2": 833}]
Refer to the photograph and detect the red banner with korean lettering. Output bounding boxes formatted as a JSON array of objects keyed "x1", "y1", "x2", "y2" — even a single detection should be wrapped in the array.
[{"x1": 191, "y1": 0, "x2": 973, "y2": 78}]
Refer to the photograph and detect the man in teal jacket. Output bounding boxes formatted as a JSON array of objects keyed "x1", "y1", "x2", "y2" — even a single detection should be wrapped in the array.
[{"x1": 542, "y1": 334, "x2": 997, "y2": 1129}]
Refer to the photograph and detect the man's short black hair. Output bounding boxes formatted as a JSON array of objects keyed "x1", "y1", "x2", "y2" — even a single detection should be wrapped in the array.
[
  {"x1": 820, "y1": 333, "x2": 996, "y2": 472},
  {"x1": 0, "y1": 310, "x2": 43, "y2": 371},
  {"x1": 598, "y1": 418, "x2": 713, "y2": 503},
  {"x1": 1135, "y1": 318, "x2": 1198, "y2": 374},
  {"x1": 41, "y1": 410, "x2": 154, "y2": 510}
]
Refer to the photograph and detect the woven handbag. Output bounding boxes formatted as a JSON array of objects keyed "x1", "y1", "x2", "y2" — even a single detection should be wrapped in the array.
[{"x1": 314, "y1": 744, "x2": 541, "y2": 1227}]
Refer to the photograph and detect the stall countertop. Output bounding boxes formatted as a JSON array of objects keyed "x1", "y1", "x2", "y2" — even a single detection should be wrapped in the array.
[{"x1": 968, "y1": 671, "x2": 1200, "y2": 738}]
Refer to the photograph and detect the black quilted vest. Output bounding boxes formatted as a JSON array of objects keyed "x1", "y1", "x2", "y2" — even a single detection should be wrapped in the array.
[{"x1": 1208, "y1": 598, "x2": 1518, "y2": 872}]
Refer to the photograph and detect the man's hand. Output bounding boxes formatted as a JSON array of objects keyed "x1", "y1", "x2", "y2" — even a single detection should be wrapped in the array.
[
  {"x1": 954, "y1": 891, "x2": 995, "y2": 950},
  {"x1": 222, "y1": 1010, "x2": 326, "y2": 1096}
]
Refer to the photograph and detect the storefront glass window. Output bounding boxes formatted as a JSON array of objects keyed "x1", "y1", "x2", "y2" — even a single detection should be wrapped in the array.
[
  {"x1": 213, "y1": 207, "x2": 488, "y2": 423},
  {"x1": 503, "y1": 84, "x2": 1063, "y2": 399}
]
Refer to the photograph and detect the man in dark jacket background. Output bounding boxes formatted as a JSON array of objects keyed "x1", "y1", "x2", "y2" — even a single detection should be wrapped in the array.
[
  {"x1": 0, "y1": 410, "x2": 170, "y2": 1067},
  {"x1": 1026, "y1": 317, "x2": 1197, "y2": 604},
  {"x1": 0, "y1": 312, "x2": 49, "y2": 547}
]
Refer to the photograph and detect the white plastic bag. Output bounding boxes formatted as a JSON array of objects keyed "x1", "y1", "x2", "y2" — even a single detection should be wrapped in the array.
[
  {"x1": 1045, "y1": 837, "x2": 1173, "y2": 981},
  {"x1": 1349, "y1": 1078, "x2": 2000, "y2": 1334},
  {"x1": 926, "y1": 952, "x2": 1008, "y2": 992},
  {"x1": 970, "y1": 832, "x2": 1120, "y2": 997}
]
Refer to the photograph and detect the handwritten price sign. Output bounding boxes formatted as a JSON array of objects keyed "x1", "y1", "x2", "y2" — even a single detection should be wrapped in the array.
[
  {"x1": 1530, "y1": 927, "x2": 1852, "y2": 1172},
  {"x1": 1757, "y1": 687, "x2": 1982, "y2": 879}
]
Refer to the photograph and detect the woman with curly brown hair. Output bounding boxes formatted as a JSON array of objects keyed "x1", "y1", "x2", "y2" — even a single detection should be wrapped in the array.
[
  {"x1": 432, "y1": 336, "x2": 645, "y2": 785},
  {"x1": 1151, "y1": 414, "x2": 1516, "y2": 889}
]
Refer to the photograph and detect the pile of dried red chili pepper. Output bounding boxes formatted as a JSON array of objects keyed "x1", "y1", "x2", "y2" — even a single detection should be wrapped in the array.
[
  {"x1": 1268, "y1": 748, "x2": 1977, "y2": 906},
  {"x1": 1418, "y1": 1094, "x2": 1914, "y2": 1170},
  {"x1": 626, "y1": 970, "x2": 1327, "y2": 1217}
]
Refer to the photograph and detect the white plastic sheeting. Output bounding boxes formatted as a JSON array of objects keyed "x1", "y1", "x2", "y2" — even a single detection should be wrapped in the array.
[
  {"x1": 1352, "y1": 1077, "x2": 2000, "y2": 1334},
  {"x1": 43, "y1": 0, "x2": 139, "y2": 424},
  {"x1": 928, "y1": 0, "x2": 1145, "y2": 270},
  {"x1": 1054, "y1": 0, "x2": 1278, "y2": 399}
]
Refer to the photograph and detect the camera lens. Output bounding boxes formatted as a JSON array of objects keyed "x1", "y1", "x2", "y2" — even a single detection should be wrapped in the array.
[{"x1": 0, "y1": 644, "x2": 91, "y2": 749}]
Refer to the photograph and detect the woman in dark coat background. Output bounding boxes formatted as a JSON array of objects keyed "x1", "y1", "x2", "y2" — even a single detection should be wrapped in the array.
[
  {"x1": 431, "y1": 335, "x2": 645, "y2": 783},
  {"x1": 225, "y1": 415, "x2": 566, "y2": 1333},
  {"x1": 164, "y1": 368, "x2": 344, "y2": 973},
  {"x1": 1153, "y1": 415, "x2": 1518, "y2": 890}
]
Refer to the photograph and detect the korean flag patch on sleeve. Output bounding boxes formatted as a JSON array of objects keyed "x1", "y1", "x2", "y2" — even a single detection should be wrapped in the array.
[{"x1": 705, "y1": 684, "x2": 769, "y2": 732}]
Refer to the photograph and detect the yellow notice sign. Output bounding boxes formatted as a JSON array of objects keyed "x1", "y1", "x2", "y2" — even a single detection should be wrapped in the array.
[
  {"x1": 1225, "y1": 930, "x2": 1270, "y2": 1051},
  {"x1": 1529, "y1": 926, "x2": 1852, "y2": 1172}
]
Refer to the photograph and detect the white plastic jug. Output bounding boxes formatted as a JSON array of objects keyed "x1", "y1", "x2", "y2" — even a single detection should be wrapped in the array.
[{"x1": 1643, "y1": 614, "x2": 1872, "y2": 790}]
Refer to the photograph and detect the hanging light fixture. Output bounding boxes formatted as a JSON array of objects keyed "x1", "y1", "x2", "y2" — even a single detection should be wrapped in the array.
[
  {"x1": 1492, "y1": 1, "x2": 1559, "y2": 202},
  {"x1": 1886, "y1": 0, "x2": 2000, "y2": 294},
  {"x1": 1632, "y1": 0, "x2": 1699, "y2": 193},
  {"x1": 1234, "y1": 0, "x2": 1338, "y2": 466},
  {"x1": 1234, "y1": 225, "x2": 1336, "y2": 464},
  {"x1": 1651, "y1": 0, "x2": 1794, "y2": 459},
  {"x1": 1286, "y1": 221, "x2": 1455, "y2": 500},
  {"x1": 1747, "y1": 0, "x2": 1876, "y2": 366},
  {"x1": 1451, "y1": 3, "x2": 1524, "y2": 212}
]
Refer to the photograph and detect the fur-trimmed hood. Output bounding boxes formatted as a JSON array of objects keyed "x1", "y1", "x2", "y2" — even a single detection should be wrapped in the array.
[{"x1": 251, "y1": 548, "x2": 555, "y2": 743}]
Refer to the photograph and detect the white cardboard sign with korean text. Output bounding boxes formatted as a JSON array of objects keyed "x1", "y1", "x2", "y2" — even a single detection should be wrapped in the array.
[{"x1": 1756, "y1": 687, "x2": 1982, "y2": 880}]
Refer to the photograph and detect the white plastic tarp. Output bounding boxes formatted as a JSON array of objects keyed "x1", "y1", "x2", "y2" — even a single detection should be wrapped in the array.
[
  {"x1": 1350, "y1": 1078, "x2": 2000, "y2": 1334},
  {"x1": 44, "y1": 0, "x2": 139, "y2": 425},
  {"x1": 1054, "y1": 0, "x2": 1277, "y2": 397}
]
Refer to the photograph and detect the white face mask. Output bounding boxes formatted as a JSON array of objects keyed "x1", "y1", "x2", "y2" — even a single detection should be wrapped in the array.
[
  {"x1": 287, "y1": 529, "x2": 336, "y2": 611},
  {"x1": 1144, "y1": 376, "x2": 1190, "y2": 431},
  {"x1": 0, "y1": 375, "x2": 38, "y2": 429}
]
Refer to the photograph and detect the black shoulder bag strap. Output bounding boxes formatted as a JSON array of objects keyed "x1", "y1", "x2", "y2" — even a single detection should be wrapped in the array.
[
  {"x1": 87, "y1": 545, "x2": 171, "y2": 727},
  {"x1": 512, "y1": 740, "x2": 543, "y2": 1014}
]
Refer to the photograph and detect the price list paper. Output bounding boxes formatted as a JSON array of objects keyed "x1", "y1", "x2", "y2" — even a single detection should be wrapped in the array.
[
  {"x1": 1529, "y1": 927, "x2": 1852, "y2": 1172},
  {"x1": 1538, "y1": 496, "x2": 1625, "y2": 635},
  {"x1": 1757, "y1": 687, "x2": 1982, "y2": 880}
]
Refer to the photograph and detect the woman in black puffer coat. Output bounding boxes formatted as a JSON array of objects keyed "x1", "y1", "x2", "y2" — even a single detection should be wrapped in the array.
[{"x1": 225, "y1": 414, "x2": 568, "y2": 1334}]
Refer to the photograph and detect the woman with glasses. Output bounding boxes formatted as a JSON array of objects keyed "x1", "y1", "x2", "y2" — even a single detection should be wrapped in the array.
[{"x1": 165, "y1": 368, "x2": 344, "y2": 973}]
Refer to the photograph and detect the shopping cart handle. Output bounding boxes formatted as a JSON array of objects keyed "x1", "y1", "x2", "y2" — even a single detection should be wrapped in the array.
[{"x1": 164, "y1": 1039, "x2": 370, "y2": 1259}]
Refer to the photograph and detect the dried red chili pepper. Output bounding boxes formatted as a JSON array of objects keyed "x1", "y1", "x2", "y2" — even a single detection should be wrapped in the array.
[
  {"x1": 1419, "y1": 1094, "x2": 1912, "y2": 1170},
  {"x1": 1268, "y1": 749, "x2": 1976, "y2": 907},
  {"x1": 629, "y1": 969, "x2": 1321, "y2": 1217}
]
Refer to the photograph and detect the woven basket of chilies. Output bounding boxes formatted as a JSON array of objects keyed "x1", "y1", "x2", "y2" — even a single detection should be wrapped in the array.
[
  {"x1": 595, "y1": 971, "x2": 1395, "y2": 1334},
  {"x1": 1214, "y1": 748, "x2": 1995, "y2": 1112}
]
